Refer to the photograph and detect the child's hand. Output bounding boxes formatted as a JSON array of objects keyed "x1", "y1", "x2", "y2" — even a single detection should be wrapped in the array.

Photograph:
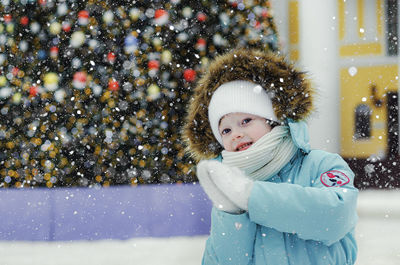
[
  {"x1": 205, "y1": 161, "x2": 254, "y2": 211},
  {"x1": 197, "y1": 160, "x2": 242, "y2": 214}
]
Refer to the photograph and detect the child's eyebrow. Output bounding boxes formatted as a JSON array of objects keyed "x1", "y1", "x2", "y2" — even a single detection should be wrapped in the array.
[
  {"x1": 218, "y1": 118, "x2": 225, "y2": 127},
  {"x1": 218, "y1": 121, "x2": 228, "y2": 130},
  {"x1": 218, "y1": 115, "x2": 226, "y2": 126}
]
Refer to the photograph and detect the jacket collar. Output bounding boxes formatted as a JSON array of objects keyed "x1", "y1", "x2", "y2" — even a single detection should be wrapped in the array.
[{"x1": 287, "y1": 119, "x2": 311, "y2": 153}]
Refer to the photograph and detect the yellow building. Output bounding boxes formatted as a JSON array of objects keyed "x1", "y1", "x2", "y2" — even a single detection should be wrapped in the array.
[
  {"x1": 273, "y1": 0, "x2": 400, "y2": 188},
  {"x1": 338, "y1": 0, "x2": 399, "y2": 160}
]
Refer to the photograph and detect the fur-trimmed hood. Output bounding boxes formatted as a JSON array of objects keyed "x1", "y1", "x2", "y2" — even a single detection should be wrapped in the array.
[{"x1": 182, "y1": 49, "x2": 314, "y2": 162}]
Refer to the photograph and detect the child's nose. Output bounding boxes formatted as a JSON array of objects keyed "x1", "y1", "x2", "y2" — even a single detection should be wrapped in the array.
[{"x1": 232, "y1": 130, "x2": 244, "y2": 139}]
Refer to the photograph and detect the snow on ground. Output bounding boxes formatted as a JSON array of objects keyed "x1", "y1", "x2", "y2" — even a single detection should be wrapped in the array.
[
  {"x1": 0, "y1": 236, "x2": 207, "y2": 265},
  {"x1": 0, "y1": 190, "x2": 399, "y2": 265},
  {"x1": 354, "y1": 189, "x2": 400, "y2": 265}
]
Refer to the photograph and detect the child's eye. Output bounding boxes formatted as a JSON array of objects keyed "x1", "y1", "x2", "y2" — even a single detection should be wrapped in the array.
[
  {"x1": 242, "y1": 118, "x2": 252, "y2": 125},
  {"x1": 221, "y1": 128, "x2": 231, "y2": 135}
]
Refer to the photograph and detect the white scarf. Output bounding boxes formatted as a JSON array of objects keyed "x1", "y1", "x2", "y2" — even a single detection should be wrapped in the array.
[{"x1": 221, "y1": 126, "x2": 298, "y2": 181}]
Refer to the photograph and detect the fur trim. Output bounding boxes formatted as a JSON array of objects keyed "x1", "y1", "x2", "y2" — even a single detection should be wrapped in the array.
[{"x1": 182, "y1": 49, "x2": 314, "y2": 161}]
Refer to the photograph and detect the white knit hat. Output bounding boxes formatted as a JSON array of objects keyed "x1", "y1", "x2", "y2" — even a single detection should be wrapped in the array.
[{"x1": 208, "y1": 80, "x2": 278, "y2": 145}]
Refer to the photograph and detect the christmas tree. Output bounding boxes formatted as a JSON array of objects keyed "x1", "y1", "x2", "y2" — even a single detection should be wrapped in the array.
[{"x1": 0, "y1": 0, "x2": 278, "y2": 188}]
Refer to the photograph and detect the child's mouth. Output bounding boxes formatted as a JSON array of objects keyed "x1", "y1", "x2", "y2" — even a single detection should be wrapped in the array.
[{"x1": 236, "y1": 142, "x2": 252, "y2": 151}]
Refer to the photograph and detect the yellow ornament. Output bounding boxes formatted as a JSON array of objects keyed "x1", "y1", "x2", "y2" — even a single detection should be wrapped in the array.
[
  {"x1": 12, "y1": 92, "x2": 22, "y2": 104},
  {"x1": 161, "y1": 50, "x2": 172, "y2": 64},
  {"x1": 129, "y1": 8, "x2": 140, "y2": 21},
  {"x1": 152, "y1": 37, "x2": 162, "y2": 48},
  {"x1": 6, "y1": 23, "x2": 14, "y2": 33},
  {"x1": 147, "y1": 84, "x2": 160, "y2": 100},
  {"x1": 49, "y1": 22, "x2": 62, "y2": 35},
  {"x1": 0, "y1": 76, "x2": 7, "y2": 87},
  {"x1": 70, "y1": 31, "x2": 85, "y2": 48},
  {"x1": 7, "y1": 37, "x2": 14, "y2": 47},
  {"x1": 201, "y1": 57, "x2": 209, "y2": 68},
  {"x1": 43, "y1": 72, "x2": 59, "y2": 91}
]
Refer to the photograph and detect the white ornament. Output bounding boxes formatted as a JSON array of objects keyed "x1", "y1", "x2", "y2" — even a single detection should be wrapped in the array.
[{"x1": 70, "y1": 31, "x2": 86, "y2": 48}]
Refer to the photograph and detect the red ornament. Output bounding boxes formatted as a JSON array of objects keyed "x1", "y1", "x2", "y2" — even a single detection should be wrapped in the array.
[
  {"x1": 12, "y1": 67, "x2": 19, "y2": 76},
  {"x1": 183, "y1": 69, "x2": 196, "y2": 82},
  {"x1": 197, "y1": 12, "x2": 207, "y2": 22},
  {"x1": 50, "y1": 46, "x2": 59, "y2": 58},
  {"x1": 20, "y1": 16, "x2": 29, "y2": 26},
  {"x1": 62, "y1": 21, "x2": 71, "y2": 32},
  {"x1": 108, "y1": 79, "x2": 119, "y2": 91},
  {"x1": 148, "y1": 60, "x2": 160, "y2": 70},
  {"x1": 261, "y1": 9, "x2": 269, "y2": 18},
  {"x1": 154, "y1": 9, "x2": 167, "y2": 19},
  {"x1": 195, "y1": 38, "x2": 207, "y2": 51},
  {"x1": 38, "y1": 0, "x2": 46, "y2": 6},
  {"x1": 78, "y1": 10, "x2": 89, "y2": 19},
  {"x1": 154, "y1": 9, "x2": 169, "y2": 25},
  {"x1": 73, "y1": 71, "x2": 87, "y2": 89},
  {"x1": 73, "y1": 72, "x2": 87, "y2": 83},
  {"x1": 78, "y1": 10, "x2": 89, "y2": 25},
  {"x1": 4, "y1": 14, "x2": 12, "y2": 23},
  {"x1": 107, "y1": 52, "x2": 116, "y2": 64},
  {"x1": 29, "y1": 86, "x2": 38, "y2": 97}
]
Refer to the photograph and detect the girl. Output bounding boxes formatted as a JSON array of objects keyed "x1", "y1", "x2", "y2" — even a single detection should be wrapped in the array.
[{"x1": 182, "y1": 49, "x2": 358, "y2": 265}]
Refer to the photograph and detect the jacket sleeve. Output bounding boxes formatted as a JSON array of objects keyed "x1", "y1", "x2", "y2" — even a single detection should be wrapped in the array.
[
  {"x1": 202, "y1": 207, "x2": 257, "y2": 265},
  {"x1": 247, "y1": 151, "x2": 358, "y2": 246}
]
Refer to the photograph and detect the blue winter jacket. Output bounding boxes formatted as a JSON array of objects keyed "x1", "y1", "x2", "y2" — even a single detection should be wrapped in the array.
[{"x1": 202, "y1": 121, "x2": 358, "y2": 265}]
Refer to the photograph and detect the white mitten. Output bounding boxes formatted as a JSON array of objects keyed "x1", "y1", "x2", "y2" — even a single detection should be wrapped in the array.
[
  {"x1": 206, "y1": 160, "x2": 254, "y2": 211},
  {"x1": 197, "y1": 160, "x2": 242, "y2": 213}
]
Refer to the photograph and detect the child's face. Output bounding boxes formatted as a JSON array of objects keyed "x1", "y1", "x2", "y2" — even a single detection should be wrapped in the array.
[{"x1": 218, "y1": 112, "x2": 272, "y2": 152}]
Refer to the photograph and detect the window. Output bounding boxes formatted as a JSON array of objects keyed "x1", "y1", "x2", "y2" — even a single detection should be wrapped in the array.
[
  {"x1": 354, "y1": 104, "x2": 372, "y2": 139},
  {"x1": 386, "y1": 0, "x2": 398, "y2": 56}
]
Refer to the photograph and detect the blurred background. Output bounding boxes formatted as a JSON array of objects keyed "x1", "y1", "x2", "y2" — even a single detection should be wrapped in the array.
[{"x1": 0, "y1": 0, "x2": 399, "y2": 264}]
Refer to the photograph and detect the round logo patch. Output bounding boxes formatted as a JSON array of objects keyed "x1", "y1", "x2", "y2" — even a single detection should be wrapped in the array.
[{"x1": 320, "y1": 170, "x2": 350, "y2": 187}]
